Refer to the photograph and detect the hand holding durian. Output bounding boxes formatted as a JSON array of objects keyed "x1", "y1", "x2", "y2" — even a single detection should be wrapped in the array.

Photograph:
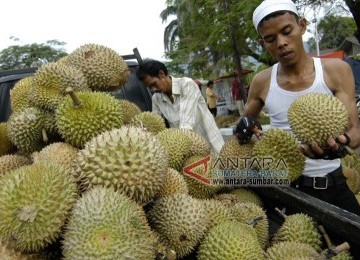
[{"x1": 288, "y1": 93, "x2": 354, "y2": 160}]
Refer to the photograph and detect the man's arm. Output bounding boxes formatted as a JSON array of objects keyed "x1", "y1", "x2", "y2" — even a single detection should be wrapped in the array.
[
  {"x1": 233, "y1": 72, "x2": 268, "y2": 143},
  {"x1": 331, "y1": 61, "x2": 360, "y2": 149},
  {"x1": 179, "y1": 79, "x2": 202, "y2": 130}
]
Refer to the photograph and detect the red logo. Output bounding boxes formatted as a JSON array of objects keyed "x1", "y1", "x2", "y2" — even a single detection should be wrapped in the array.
[{"x1": 183, "y1": 155, "x2": 211, "y2": 184}]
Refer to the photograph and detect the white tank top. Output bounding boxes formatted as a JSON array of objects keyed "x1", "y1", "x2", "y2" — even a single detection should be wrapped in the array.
[{"x1": 265, "y1": 57, "x2": 340, "y2": 177}]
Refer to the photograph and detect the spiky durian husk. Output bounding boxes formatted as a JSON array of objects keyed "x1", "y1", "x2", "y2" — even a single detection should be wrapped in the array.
[
  {"x1": 0, "y1": 122, "x2": 16, "y2": 156},
  {"x1": 156, "y1": 128, "x2": 192, "y2": 171},
  {"x1": 0, "y1": 161, "x2": 77, "y2": 253},
  {"x1": 65, "y1": 43, "x2": 130, "y2": 91},
  {"x1": 180, "y1": 129, "x2": 211, "y2": 157},
  {"x1": 251, "y1": 128, "x2": 305, "y2": 182},
  {"x1": 272, "y1": 213, "x2": 322, "y2": 252},
  {"x1": 0, "y1": 239, "x2": 29, "y2": 260},
  {"x1": 288, "y1": 93, "x2": 348, "y2": 147},
  {"x1": 197, "y1": 221, "x2": 264, "y2": 260},
  {"x1": 155, "y1": 168, "x2": 188, "y2": 198},
  {"x1": 181, "y1": 155, "x2": 221, "y2": 199},
  {"x1": 73, "y1": 126, "x2": 168, "y2": 204},
  {"x1": 147, "y1": 194, "x2": 209, "y2": 259},
  {"x1": 55, "y1": 91, "x2": 123, "y2": 148},
  {"x1": 0, "y1": 154, "x2": 32, "y2": 177},
  {"x1": 29, "y1": 62, "x2": 90, "y2": 111},
  {"x1": 231, "y1": 202, "x2": 269, "y2": 249},
  {"x1": 266, "y1": 241, "x2": 320, "y2": 259},
  {"x1": 62, "y1": 186, "x2": 156, "y2": 260},
  {"x1": 117, "y1": 99, "x2": 141, "y2": 124},
  {"x1": 201, "y1": 199, "x2": 236, "y2": 230},
  {"x1": 6, "y1": 107, "x2": 49, "y2": 153},
  {"x1": 229, "y1": 188, "x2": 264, "y2": 208},
  {"x1": 10, "y1": 77, "x2": 33, "y2": 113},
  {"x1": 32, "y1": 142, "x2": 78, "y2": 170},
  {"x1": 342, "y1": 166, "x2": 360, "y2": 194},
  {"x1": 218, "y1": 139, "x2": 254, "y2": 170},
  {"x1": 130, "y1": 111, "x2": 166, "y2": 134}
]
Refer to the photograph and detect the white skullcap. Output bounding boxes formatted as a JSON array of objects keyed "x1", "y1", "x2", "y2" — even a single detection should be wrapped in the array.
[{"x1": 253, "y1": 0, "x2": 299, "y2": 30}]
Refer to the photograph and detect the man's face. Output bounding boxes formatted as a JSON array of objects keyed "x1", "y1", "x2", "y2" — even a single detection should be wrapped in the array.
[
  {"x1": 142, "y1": 70, "x2": 170, "y2": 94},
  {"x1": 258, "y1": 12, "x2": 306, "y2": 66}
]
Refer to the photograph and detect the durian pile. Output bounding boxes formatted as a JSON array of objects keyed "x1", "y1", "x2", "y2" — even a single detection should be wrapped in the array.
[{"x1": 0, "y1": 43, "x2": 357, "y2": 259}]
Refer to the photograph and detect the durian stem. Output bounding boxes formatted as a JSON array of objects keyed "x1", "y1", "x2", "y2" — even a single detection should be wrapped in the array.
[
  {"x1": 333, "y1": 242, "x2": 350, "y2": 254},
  {"x1": 42, "y1": 129, "x2": 48, "y2": 143},
  {"x1": 66, "y1": 87, "x2": 82, "y2": 107},
  {"x1": 274, "y1": 207, "x2": 287, "y2": 219},
  {"x1": 318, "y1": 225, "x2": 333, "y2": 248},
  {"x1": 166, "y1": 250, "x2": 176, "y2": 260},
  {"x1": 245, "y1": 216, "x2": 263, "y2": 228}
]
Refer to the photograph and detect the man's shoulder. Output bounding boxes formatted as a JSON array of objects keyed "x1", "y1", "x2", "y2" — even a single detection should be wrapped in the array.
[
  {"x1": 320, "y1": 57, "x2": 350, "y2": 71},
  {"x1": 252, "y1": 67, "x2": 272, "y2": 85}
]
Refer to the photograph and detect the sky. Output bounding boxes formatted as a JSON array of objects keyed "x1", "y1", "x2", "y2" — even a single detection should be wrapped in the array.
[{"x1": 0, "y1": 0, "x2": 170, "y2": 61}]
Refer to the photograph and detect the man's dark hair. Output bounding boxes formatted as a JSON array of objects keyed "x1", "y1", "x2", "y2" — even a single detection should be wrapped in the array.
[
  {"x1": 207, "y1": 80, "x2": 214, "y2": 87},
  {"x1": 136, "y1": 59, "x2": 168, "y2": 81},
  {"x1": 258, "y1": 10, "x2": 299, "y2": 30}
]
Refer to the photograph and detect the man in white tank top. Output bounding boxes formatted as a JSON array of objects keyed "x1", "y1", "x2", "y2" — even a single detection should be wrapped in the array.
[{"x1": 235, "y1": 0, "x2": 360, "y2": 215}]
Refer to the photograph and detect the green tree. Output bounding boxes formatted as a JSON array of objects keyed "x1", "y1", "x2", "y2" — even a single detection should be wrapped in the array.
[
  {"x1": 161, "y1": 0, "x2": 263, "y2": 79},
  {"x1": 307, "y1": 15, "x2": 356, "y2": 51},
  {"x1": 296, "y1": 0, "x2": 360, "y2": 43},
  {"x1": 0, "y1": 39, "x2": 67, "y2": 70}
]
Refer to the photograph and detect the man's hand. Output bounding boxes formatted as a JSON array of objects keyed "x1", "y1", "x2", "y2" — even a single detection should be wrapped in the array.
[
  {"x1": 300, "y1": 134, "x2": 351, "y2": 160},
  {"x1": 233, "y1": 116, "x2": 262, "y2": 144}
]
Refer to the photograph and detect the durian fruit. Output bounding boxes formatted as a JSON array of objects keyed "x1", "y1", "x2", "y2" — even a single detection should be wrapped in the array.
[
  {"x1": 231, "y1": 202, "x2": 269, "y2": 249},
  {"x1": 197, "y1": 221, "x2": 265, "y2": 260},
  {"x1": 155, "y1": 168, "x2": 188, "y2": 198},
  {"x1": 55, "y1": 89, "x2": 123, "y2": 148},
  {"x1": 6, "y1": 107, "x2": 50, "y2": 153},
  {"x1": 62, "y1": 186, "x2": 157, "y2": 260},
  {"x1": 157, "y1": 128, "x2": 192, "y2": 171},
  {"x1": 272, "y1": 209, "x2": 322, "y2": 252},
  {"x1": 251, "y1": 128, "x2": 305, "y2": 182},
  {"x1": 213, "y1": 193, "x2": 242, "y2": 207},
  {"x1": 181, "y1": 155, "x2": 221, "y2": 199},
  {"x1": 342, "y1": 166, "x2": 360, "y2": 194},
  {"x1": 10, "y1": 76, "x2": 33, "y2": 113},
  {"x1": 32, "y1": 142, "x2": 78, "y2": 170},
  {"x1": 180, "y1": 129, "x2": 211, "y2": 157},
  {"x1": 266, "y1": 241, "x2": 320, "y2": 260},
  {"x1": 117, "y1": 99, "x2": 141, "y2": 124},
  {"x1": 65, "y1": 43, "x2": 130, "y2": 91},
  {"x1": 73, "y1": 126, "x2": 168, "y2": 204},
  {"x1": 0, "y1": 239, "x2": 29, "y2": 260},
  {"x1": 356, "y1": 193, "x2": 360, "y2": 205},
  {"x1": 30, "y1": 62, "x2": 90, "y2": 111},
  {"x1": 202, "y1": 199, "x2": 236, "y2": 230},
  {"x1": 0, "y1": 122, "x2": 16, "y2": 156},
  {"x1": 217, "y1": 139, "x2": 254, "y2": 170},
  {"x1": 0, "y1": 161, "x2": 77, "y2": 253},
  {"x1": 0, "y1": 154, "x2": 32, "y2": 177},
  {"x1": 288, "y1": 93, "x2": 348, "y2": 147},
  {"x1": 229, "y1": 188, "x2": 264, "y2": 208},
  {"x1": 129, "y1": 111, "x2": 167, "y2": 134},
  {"x1": 147, "y1": 194, "x2": 209, "y2": 259}
]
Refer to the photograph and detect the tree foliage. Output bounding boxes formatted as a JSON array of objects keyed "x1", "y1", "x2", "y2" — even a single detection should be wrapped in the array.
[
  {"x1": 0, "y1": 39, "x2": 67, "y2": 71},
  {"x1": 161, "y1": 0, "x2": 359, "y2": 79},
  {"x1": 307, "y1": 15, "x2": 356, "y2": 51},
  {"x1": 161, "y1": 0, "x2": 263, "y2": 79}
]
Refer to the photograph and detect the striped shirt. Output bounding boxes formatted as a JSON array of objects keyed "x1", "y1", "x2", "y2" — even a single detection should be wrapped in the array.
[{"x1": 152, "y1": 76, "x2": 225, "y2": 155}]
